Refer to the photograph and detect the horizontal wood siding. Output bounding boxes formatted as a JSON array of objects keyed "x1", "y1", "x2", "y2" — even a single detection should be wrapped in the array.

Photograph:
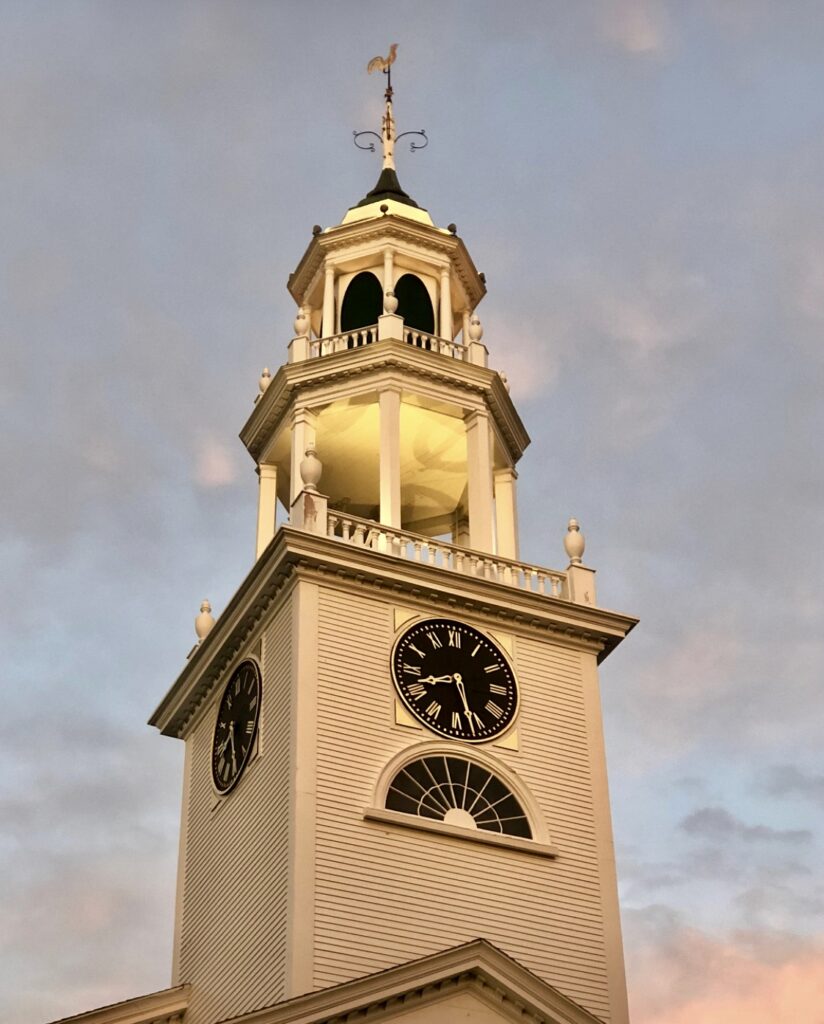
[
  {"x1": 179, "y1": 601, "x2": 292, "y2": 1024},
  {"x1": 311, "y1": 585, "x2": 614, "y2": 1022}
]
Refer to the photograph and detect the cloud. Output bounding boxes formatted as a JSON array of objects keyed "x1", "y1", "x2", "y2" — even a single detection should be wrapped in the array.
[
  {"x1": 680, "y1": 807, "x2": 812, "y2": 845},
  {"x1": 194, "y1": 438, "x2": 239, "y2": 488},
  {"x1": 763, "y1": 765, "x2": 824, "y2": 808},
  {"x1": 625, "y1": 905, "x2": 824, "y2": 1024},
  {"x1": 598, "y1": 0, "x2": 671, "y2": 56}
]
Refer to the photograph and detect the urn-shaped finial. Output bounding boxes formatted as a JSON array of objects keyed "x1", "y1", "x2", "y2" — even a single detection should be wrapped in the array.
[
  {"x1": 294, "y1": 307, "x2": 309, "y2": 337},
  {"x1": 195, "y1": 599, "x2": 215, "y2": 641},
  {"x1": 564, "y1": 518, "x2": 585, "y2": 565},
  {"x1": 468, "y1": 314, "x2": 483, "y2": 342},
  {"x1": 500, "y1": 372, "x2": 511, "y2": 393},
  {"x1": 259, "y1": 367, "x2": 271, "y2": 394},
  {"x1": 300, "y1": 447, "x2": 322, "y2": 491},
  {"x1": 384, "y1": 290, "x2": 398, "y2": 315}
]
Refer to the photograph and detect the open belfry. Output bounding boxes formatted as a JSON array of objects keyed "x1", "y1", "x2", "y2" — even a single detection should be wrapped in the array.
[{"x1": 58, "y1": 51, "x2": 637, "y2": 1024}]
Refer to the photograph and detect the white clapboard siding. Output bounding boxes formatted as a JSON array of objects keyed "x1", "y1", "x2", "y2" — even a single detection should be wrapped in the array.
[
  {"x1": 178, "y1": 601, "x2": 292, "y2": 1024},
  {"x1": 310, "y1": 585, "x2": 615, "y2": 1022}
]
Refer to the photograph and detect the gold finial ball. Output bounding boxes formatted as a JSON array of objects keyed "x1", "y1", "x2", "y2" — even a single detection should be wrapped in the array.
[
  {"x1": 195, "y1": 599, "x2": 215, "y2": 641},
  {"x1": 564, "y1": 518, "x2": 586, "y2": 565}
]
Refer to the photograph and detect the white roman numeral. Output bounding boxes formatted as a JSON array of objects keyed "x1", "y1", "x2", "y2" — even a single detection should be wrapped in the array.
[
  {"x1": 489, "y1": 683, "x2": 508, "y2": 695},
  {"x1": 408, "y1": 642, "x2": 426, "y2": 659},
  {"x1": 485, "y1": 700, "x2": 504, "y2": 720},
  {"x1": 484, "y1": 663, "x2": 501, "y2": 674},
  {"x1": 447, "y1": 629, "x2": 461, "y2": 648},
  {"x1": 403, "y1": 663, "x2": 421, "y2": 676},
  {"x1": 407, "y1": 682, "x2": 426, "y2": 699},
  {"x1": 451, "y1": 712, "x2": 462, "y2": 729},
  {"x1": 425, "y1": 700, "x2": 442, "y2": 719},
  {"x1": 426, "y1": 631, "x2": 443, "y2": 650}
]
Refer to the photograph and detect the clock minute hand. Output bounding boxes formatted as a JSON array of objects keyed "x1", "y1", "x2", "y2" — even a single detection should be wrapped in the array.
[{"x1": 453, "y1": 673, "x2": 477, "y2": 737}]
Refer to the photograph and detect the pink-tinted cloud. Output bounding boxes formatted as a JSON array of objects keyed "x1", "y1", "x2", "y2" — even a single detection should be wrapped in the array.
[{"x1": 627, "y1": 911, "x2": 824, "y2": 1024}]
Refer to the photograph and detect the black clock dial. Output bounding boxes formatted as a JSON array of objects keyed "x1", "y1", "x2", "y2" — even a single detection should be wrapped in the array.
[
  {"x1": 391, "y1": 618, "x2": 518, "y2": 743},
  {"x1": 211, "y1": 659, "x2": 261, "y2": 794}
]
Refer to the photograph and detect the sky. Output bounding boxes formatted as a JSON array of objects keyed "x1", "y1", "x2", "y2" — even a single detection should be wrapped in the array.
[{"x1": 2, "y1": 2, "x2": 824, "y2": 1022}]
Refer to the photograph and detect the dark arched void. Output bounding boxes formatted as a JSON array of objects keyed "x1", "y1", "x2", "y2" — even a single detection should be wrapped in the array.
[
  {"x1": 395, "y1": 273, "x2": 435, "y2": 334},
  {"x1": 340, "y1": 272, "x2": 383, "y2": 332}
]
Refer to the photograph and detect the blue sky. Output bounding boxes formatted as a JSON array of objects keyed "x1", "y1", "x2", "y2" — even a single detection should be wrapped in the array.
[{"x1": 2, "y1": 3, "x2": 824, "y2": 1022}]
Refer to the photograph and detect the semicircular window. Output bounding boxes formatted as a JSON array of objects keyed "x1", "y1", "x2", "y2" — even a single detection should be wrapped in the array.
[{"x1": 385, "y1": 755, "x2": 532, "y2": 839}]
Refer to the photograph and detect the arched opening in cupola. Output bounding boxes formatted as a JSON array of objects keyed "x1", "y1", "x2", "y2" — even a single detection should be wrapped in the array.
[
  {"x1": 340, "y1": 271, "x2": 383, "y2": 333},
  {"x1": 395, "y1": 273, "x2": 435, "y2": 335}
]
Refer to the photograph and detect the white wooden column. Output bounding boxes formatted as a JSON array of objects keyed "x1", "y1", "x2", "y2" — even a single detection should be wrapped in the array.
[
  {"x1": 383, "y1": 248, "x2": 394, "y2": 295},
  {"x1": 256, "y1": 463, "x2": 278, "y2": 558},
  {"x1": 439, "y1": 267, "x2": 453, "y2": 340},
  {"x1": 493, "y1": 467, "x2": 519, "y2": 560},
  {"x1": 290, "y1": 408, "x2": 317, "y2": 505},
  {"x1": 465, "y1": 410, "x2": 494, "y2": 553},
  {"x1": 379, "y1": 386, "x2": 402, "y2": 528},
  {"x1": 321, "y1": 265, "x2": 335, "y2": 338}
]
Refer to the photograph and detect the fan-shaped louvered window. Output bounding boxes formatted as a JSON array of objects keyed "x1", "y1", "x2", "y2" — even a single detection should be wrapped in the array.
[
  {"x1": 385, "y1": 755, "x2": 532, "y2": 839},
  {"x1": 395, "y1": 273, "x2": 435, "y2": 334}
]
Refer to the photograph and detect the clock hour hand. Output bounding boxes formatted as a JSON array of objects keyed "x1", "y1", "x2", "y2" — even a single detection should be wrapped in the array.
[{"x1": 418, "y1": 674, "x2": 454, "y2": 685}]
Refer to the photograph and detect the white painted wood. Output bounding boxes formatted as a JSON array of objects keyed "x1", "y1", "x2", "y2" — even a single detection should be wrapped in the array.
[
  {"x1": 176, "y1": 602, "x2": 292, "y2": 1024},
  {"x1": 493, "y1": 467, "x2": 519, "y2": 560},
  {"x1": 256, "y1": 464, "x2": 278, "y2": 558},
  {"x1": 321, "y1": 265, "x2": 335, "y2": 338},
  {"x1": 379, "y1": 386, "x2": 401, "y2": 528},
  {"x1": 303, "y1": 584, "x2": 620, "y2": 1022},
  {"x1": 465, "y1": 411, "x2": 495, "y2": 553},
  {"x1": 439, "y1": 266, "x2": 453, "y2": 340},
  {"x1": 290, "y1": 409, "x2": 317, "y2": 505}
]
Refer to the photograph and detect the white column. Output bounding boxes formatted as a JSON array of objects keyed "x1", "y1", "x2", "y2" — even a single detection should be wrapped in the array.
[
  {"x1": 383, "y1": 248, "x2": 394, "y2": 295},
  {"x1": 462, "y1": 310, "x2": 470, "y2": 345},
  {"x1": 379, "y1": 386, "x2": 402, "y2": 528},
  {"x1": 493, "y1": 467, "x2": 519, "y2": 560},
  {"x1": 290, "y1": 408, "x2": 317, "y2": 505},
  {"x1": 439, "y1": 267, "x2": 452, "y2": 340},
  {"x1": 256, "y1": 464, "x2": 278, "y2": 558},
  {"x1": 465, "y1": 410, "x2": 494, "y2": 553},
  {"x1": 321, "y1": 265, "x2": 335, "y2": 338}
]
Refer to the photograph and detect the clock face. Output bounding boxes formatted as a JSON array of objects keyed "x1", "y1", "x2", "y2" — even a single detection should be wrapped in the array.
[
  {"x1": 391, "y1": 618, "x2": 518, "y2": 743},
  {"x1": 211, "y1": 659, "x2": 262, "y2": 794}
]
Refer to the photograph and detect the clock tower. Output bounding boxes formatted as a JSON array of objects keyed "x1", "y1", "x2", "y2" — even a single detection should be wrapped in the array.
[{"x1": 138, "y1": 58, "x2": 638, "y2": 1024}]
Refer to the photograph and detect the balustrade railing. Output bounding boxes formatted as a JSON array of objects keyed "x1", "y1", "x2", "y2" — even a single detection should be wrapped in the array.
[
  {"x1": 403, "y1": 327, "x2": 465, "y2": 360},
  {"x1": 306, "y1": 324, "x2": 467, "y2": 362},
  {"x1": 309, "y1": 326, "x2": 377, "y2": 358},
  {"x1": 325, "y1": 512, "x2": 565, "y2": 598}
]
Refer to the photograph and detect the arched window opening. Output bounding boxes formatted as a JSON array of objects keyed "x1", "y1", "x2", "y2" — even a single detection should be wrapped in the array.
[
  {"x1": 395, "y1": 273, "x2": 435, "y2": 335},
  {"x1": 385, "y1": 754, "x2": 532, "y2": 839},
  {"x1": 340, "y1": 272, "x2": 382, "y2": 334}
]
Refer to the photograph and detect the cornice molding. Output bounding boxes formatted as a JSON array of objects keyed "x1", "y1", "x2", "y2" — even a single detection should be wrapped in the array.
[
  {"x1": 239, "y1": 340, "x2": 530, "y2": 465},
  {"x1": 288, "y1": 216, "x2": 486, "y2": 310},
  {"x1": 149, "y1": 527, "x2": 637, "y2": 738}
]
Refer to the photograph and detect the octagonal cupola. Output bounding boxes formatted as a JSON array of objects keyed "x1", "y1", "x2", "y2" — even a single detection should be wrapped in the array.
[
  {"x1": 285, "y1": 59, "x2": 486, "y2": 356},
  {"x1": 244, "y1": 53, "x2": 526, "y2": 569}
]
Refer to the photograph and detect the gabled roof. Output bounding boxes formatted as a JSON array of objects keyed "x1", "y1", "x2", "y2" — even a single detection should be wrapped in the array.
[
  {"x1": 218, "y1": 939, "x2": 605, "y2": 1024},
  {"x1": 45, "y1": 984, "x2": 189, "y2": 1024}
]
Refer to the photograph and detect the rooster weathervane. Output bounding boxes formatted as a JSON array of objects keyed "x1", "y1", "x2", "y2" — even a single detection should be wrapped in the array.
[{"x1": 353, "y1": 44, "x2": 428, "y2": 170}]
